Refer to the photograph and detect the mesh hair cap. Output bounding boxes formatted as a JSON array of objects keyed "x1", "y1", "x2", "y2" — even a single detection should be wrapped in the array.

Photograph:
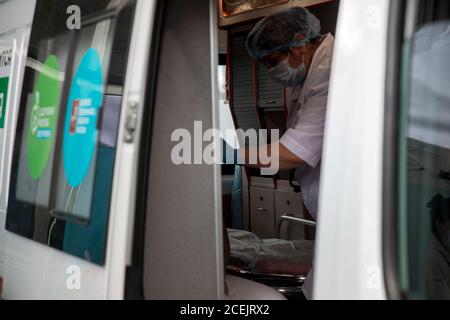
[{"x1": 246, "y1": 7, "x2": 321, "y2": 59}]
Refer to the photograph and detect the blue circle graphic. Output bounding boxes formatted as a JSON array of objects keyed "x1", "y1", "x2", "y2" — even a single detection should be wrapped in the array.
[{"x1": 63, "y1": 48, "x2": 103, "y2": 187}]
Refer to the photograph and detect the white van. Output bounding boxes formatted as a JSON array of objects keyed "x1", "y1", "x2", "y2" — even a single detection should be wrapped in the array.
[{"x1": 0, "y1": 0, "x2": 449, "y2": 300}]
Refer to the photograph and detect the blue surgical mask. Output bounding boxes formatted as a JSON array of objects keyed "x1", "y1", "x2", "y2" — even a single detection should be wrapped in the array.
[{"x1": 268, "y1": 58, "x2": 307, "y2": 88}]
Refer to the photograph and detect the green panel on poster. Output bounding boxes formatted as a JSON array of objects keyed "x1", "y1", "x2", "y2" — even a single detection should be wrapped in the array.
[
  {"x1": 0, "y1": 77, "x2": 9, "y2": 129},
  {"x1": 27, "y1": 55, "x2": 61, "y2": 180}
]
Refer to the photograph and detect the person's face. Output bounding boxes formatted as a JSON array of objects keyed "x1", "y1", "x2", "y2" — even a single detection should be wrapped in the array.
[
  {"x1": 260, "y1": 51, "x2": 289, "y2": 69},
  {"x1": 260, "y1": 44, "x2": 310, "y2": 71}
]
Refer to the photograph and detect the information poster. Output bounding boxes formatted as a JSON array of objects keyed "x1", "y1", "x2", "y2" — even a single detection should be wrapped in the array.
[
  {"x1": 0, "y1": 43, "x2": 13, "y2": 130},
  {"x1": 27, "y1": 54, "x2": 61, "y2": 180},
  {"x1": 0, "y1": 40, "x2": 15, "y2": 200},
  {"x1": 63, "y1": 48, "x2": 104, "y2": 188}
]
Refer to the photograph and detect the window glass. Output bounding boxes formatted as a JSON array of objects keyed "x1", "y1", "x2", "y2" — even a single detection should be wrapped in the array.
[
  {"x1": 6, "y1": 0, "x2": 135, "y2": 265},
  {"x1": 399, "y1": 2, "x2": 450, "y2": 299},
  {"x1": 218, "y1": 64, "x2": 239, "y2": 150},
  {"x1": 52, "y1": 20, "x2": 114, "y2": 222}
]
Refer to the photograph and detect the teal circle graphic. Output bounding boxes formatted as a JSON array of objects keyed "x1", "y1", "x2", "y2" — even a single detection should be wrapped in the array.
[{"x1": 63, "y1": 48, "x2": 103, "y2": 187}]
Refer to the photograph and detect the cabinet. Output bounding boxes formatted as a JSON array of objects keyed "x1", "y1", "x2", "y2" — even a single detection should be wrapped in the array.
[
  {"x1": 250, "y1": 186, "x2": 276, "y2": 238},
  {"x1": 257, "y1": 62, "x2": 284, "y2": 110},
  {"x1": 218, "y1": 0, "x2": 335, "y2": 29},
  {"x1": 229, "y1": 30, "x2": 286, "y2": 133},
  {"x1": 229, "y1": 31, "x2": 261, "y2": 131},
  {"x1": 249, "y1": 179, "x2": 305, "y2": 239}
]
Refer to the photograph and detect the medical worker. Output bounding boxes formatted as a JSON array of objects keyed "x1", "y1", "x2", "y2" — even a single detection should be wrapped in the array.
[{"x1": 241, "y1": 7, "x2": 334, "y2": 299}]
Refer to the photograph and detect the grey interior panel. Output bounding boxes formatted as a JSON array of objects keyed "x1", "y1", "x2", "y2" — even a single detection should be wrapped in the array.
[{"x1": 143, "y1": 0, "x2": 222, "y2": 299}]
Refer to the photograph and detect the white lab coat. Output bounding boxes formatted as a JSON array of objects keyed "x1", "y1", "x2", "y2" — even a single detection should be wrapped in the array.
[
  {"x1": 280, "y1": 33, "x2": 334, "y2": 221},
  {"x1": 279, "y1": 33, "x2": 334, "y2": 300}
]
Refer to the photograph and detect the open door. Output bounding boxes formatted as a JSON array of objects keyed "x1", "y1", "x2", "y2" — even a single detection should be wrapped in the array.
[
  {"x1": 3, "y1": 0, "x2": 157, "y2": 299},
  {"x1": 139, "y1": 0, "x2": 224, "y2": 299},
  {"x1": 0, "y1": 0, "x2": 37, "y2": 292}
]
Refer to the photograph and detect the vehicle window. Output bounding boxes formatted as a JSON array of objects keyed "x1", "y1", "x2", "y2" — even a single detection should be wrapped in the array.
[
  {"x1": 5, "y1": 0, "x2": 135, "y2": 265},
  {"x1": 397, "y1": 0, "x2": 450, "y2": 299}
]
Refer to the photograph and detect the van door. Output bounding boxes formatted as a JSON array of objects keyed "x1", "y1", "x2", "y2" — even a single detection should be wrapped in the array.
[
  {"x1": 383, "y1": 0, "x2": 450, "y2": 300},
  {"x1": 0, "y1": 0, "x2": 36, "y2": 286},
  {"x1": 315, "y1": 0, "x2": 389, "y2": 299},
  {"x1": 2, "y1": 0, "x2": 157, "y2": 299}
]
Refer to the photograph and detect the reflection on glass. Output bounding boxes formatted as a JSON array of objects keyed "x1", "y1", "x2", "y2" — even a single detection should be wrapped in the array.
[
  {"x1": 52, "y1": 22, "x2": 114, "y2": 222},
  {"x1": 5, "y1": 1, "x2": 135, "y2": 265},
  {"x1": 426, "y1": 194, "x2": 450, "y2": 299},
  {"x1": 404, "y1": 21, "x2": 450, "y2": 299}
]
